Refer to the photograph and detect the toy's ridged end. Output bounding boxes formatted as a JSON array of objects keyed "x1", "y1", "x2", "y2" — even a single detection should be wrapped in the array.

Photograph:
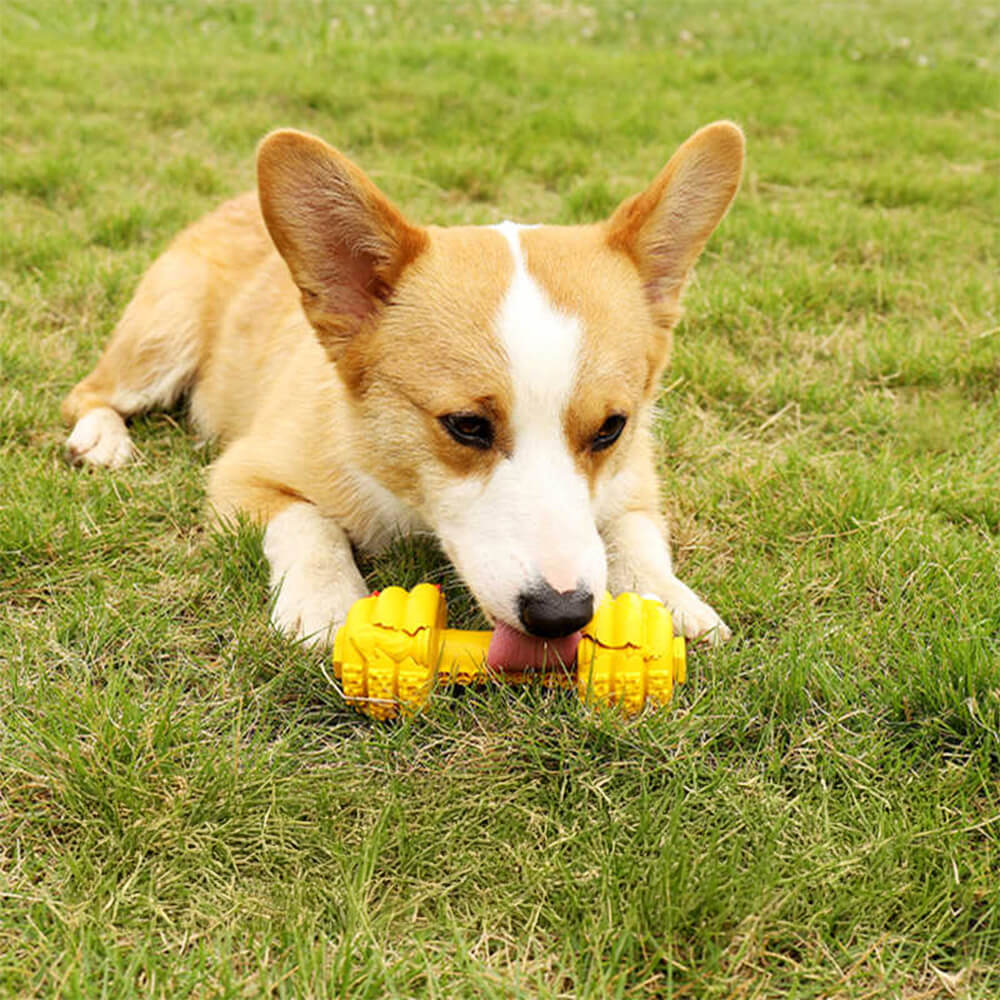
[
  {"x1": 577, "y1": 593, "x2": 685, "y2": 714},
  {"x1": 332, "y1": 584, "x2": 447, "y2": 719}
]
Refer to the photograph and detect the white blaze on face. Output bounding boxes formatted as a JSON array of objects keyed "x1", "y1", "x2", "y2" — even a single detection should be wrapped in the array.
[
  {"x1": 432, "y1": 222, "x2": 607, "y2": 627},
  {"x1": 492, "y1": 221, "x2": 579, "y2": 428}
]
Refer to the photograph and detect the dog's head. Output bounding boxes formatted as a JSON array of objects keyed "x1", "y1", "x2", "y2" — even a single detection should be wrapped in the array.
[{"x1": 257, "y1": 124, "x2": 743, "y2": 650}]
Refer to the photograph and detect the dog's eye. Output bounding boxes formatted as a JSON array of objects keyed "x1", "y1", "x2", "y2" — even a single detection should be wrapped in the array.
[
  {"x1": 591, "y1": 414, "x2": 627, "y2": 452},
  {"x1": 439, "y1": 413, "x2": 494, "y2": 450}
]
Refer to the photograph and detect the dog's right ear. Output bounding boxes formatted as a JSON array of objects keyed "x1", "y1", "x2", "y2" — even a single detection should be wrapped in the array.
[{"x1": 257, "y1": 130, "x2": 428, "y2": 359}]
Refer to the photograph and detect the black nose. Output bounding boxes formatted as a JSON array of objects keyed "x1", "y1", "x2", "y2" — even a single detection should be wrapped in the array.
[{"x1": 518, "y1": 582, "x2": 594, "y2": 638}]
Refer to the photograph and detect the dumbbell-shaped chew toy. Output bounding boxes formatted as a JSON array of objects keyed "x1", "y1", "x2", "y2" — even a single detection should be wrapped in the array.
[{"x1": 332, "y1": 584, "x2": 686, "y2": 720}]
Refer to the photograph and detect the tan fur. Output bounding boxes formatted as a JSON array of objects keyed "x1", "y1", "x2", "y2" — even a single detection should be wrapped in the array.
[
  {"x1": 63, "y1": 122, "x2": 745, "y2": 644},
  {"x1": 62, "y1": 193, "x2": 273, "y2": 429}
]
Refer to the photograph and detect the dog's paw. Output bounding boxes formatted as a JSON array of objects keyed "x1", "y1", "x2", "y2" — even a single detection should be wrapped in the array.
[
  {"x1": 669, "y1": 593, "x2": 732, "y2": 646},
  {"x1": 270, "y1": 578, "x2": 363, "y2": 648},
  {"x1": 66, "y1": 407, "x2": 134, "y2": 469},
  {"x1": 263, "y1": 502, "x2": 369, "y2": 649},
  {"x1": 640, "y1": 577, "x2": 732, "y2": 645}
]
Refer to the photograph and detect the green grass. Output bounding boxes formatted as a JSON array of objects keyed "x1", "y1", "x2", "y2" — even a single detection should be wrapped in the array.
[{"x1": 2, "y1": 1, "x2": 998, "y2": 996}]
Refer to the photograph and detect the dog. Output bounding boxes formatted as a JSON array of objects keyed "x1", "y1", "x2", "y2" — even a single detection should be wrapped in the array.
[{"x1": 62, "y1": 121, "x2": 743, "y2": 666}]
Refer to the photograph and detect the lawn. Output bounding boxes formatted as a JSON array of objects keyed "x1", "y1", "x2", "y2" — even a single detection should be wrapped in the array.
[{"x1": 1, "y1": 1, "x2": 998, "y2": 996}]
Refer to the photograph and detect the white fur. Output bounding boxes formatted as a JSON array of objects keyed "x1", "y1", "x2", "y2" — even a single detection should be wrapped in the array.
[
  {"x1": 263, "y1": 501, "x2": 369, "y2": 646},
  {"x1": 490, "y1": 221, "x2": 580, "y2": 432},
  {"x1": 429, "y1": 224, "x2": 607, "y2": 624},
  {"x1": 66, "y1": 407, "x2": 134, "y2": 468}
]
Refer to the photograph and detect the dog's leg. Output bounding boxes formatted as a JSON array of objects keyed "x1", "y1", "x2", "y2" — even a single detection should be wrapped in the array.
[
  {"x1": 604, "y1": 510, "x2": 731, "y2": 644},
  {"x1": 62, "y1": 249, "x2": 209, "y2": 468},
  {"x1": 62, "y1": 250, "x2": 207, "y2": 468},
  {"x1": 207, "y1": 448, "x2": 367, "y2": 648}
]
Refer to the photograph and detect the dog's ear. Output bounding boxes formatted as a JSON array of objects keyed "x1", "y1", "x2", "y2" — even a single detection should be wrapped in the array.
[
  {"x1": 257, "y1": 130, "x2": 428, "y2": 359},
  {"x1": 606, "y1": 121, "x2": 744, "y2": 326}
]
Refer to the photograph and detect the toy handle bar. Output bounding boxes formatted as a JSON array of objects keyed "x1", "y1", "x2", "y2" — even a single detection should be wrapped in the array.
[{"x1": 332, "y1": 584, "x2": 686, "y2": 720}]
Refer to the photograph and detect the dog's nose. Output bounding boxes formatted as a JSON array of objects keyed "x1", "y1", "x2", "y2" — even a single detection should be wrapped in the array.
[{"x1": 518, "y1": 582, "x2": 594, "y2": 638}]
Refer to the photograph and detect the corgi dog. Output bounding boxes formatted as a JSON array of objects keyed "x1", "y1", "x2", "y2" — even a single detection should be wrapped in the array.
[{"x1": 63, "y1": 122, "x2": 743, "y2": 666}]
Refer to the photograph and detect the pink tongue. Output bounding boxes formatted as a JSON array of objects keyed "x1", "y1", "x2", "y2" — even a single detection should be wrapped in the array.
[{"x1": 487, "y1": 622, "x2": 581, "y2": 671}]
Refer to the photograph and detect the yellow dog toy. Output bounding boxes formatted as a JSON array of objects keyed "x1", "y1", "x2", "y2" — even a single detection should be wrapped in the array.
[{"x1": 332, "y1": 585, "x2": 686, "y2": 719}]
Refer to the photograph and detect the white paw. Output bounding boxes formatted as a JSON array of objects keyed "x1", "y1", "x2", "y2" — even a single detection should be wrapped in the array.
[
  {"x1": 669, "y1": 593, "x2": 732, "y2": 646},
  {"x1": 66, "y1": 408, "x2": 134, "y2": 469},
  {"x1": 270, "y1": 575, "x2": 365, "y2": 648},
  {"x1": 640, "y1": 579, "x2": 732, "y2": 645},
  {"x1": 263, "y1": 502, "x2": 368, "y2": 649}
]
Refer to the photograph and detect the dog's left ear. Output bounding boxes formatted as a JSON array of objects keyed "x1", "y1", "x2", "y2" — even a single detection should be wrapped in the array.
[
  {"x1": 606, "y1": 121, "x2": 744, "y2": 325},
  {"x1": 257, "y1": 129, "x2": 428, "y2": 359}
]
